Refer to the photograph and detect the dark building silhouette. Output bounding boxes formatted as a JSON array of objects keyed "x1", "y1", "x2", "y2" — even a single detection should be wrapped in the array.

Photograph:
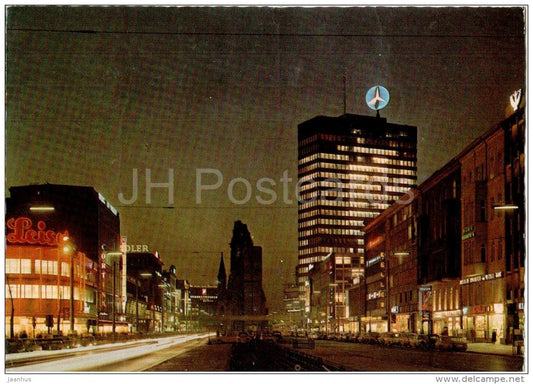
[{"x1": 217, "y1": 221, "x2": 268, "y2": 333}]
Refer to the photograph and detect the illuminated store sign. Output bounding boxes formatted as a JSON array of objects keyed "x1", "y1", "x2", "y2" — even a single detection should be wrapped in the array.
[
  {"x1": 366, "y1": 255, "x2": 383, "y2": 267},
  {"x1": 510, "y1": 89, "x2": 522, "y2": 111},
  {"x1": 462, "y1": 226, "x2": 475, "y2": 241},
  {"x1": 125, "y1": 244, "x2": 150, "y2": 252},
  {"x1": 7, "y1": 217, "x2": 68, "y2": 246},
  {"x1": 460, "y1": 271, "x2": 503, "y2": 285},
  {"x1": 367, "y1": 236, "x2": 384, "y2": 250},
  {"x1": 98, "y1": 192, "x2": 118, "y2": 216}
]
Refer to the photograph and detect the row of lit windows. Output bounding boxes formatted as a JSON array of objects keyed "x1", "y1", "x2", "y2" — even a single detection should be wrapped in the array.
[
  {"x1": 299, "y1": 168, "x2": 416, "y2": 185},
  {"x1": 299, "y1": 177, "x2": 401, "y2": 193},
  {"x1": 6, "y1": 258, "x2": 32, "y2": 274},
  {"x1": 299, "y1": 189, "x2": 392, "y2": 201},
  {"x1": 321, "y1": 190, "x2": 393, "y2": 201},
  {"x1": 298, "y1": 218, "x2": 365, "y2": 229},
  {"x1": 385, "y1": 185, "x2": 413, "y2": 194},
  {"x1": 301, "y1": 180, "x2": 384, "y2": 193},
  {"x1": 299, "y1": 209, "x2": 381, "y2": 220},
  {"x1": 299, "y1": 173, "x2": 392, "y2": 185},
  {"x1": 337, "y1": 145, "x2": 400, "y2": 157},
  {"x1": 299, "y1": 228, "x2": 365, "y2": 237},
  {"x1": 372, "y1": 158, "x2": 416, "y2": 168},
  {"x1": 298, "y1": 242, "x2": 365, "y2": 255},
  {"x1": 432, "y1": 287, "x2": 460, "y2": 312},
  {"x1": 6, "y1": 284, "x2": 81, "y2": 300},
  {"x1": 297, "y1": 256, "x2": 323, "y2": 269},
  {"x1": 299, "y1": 163, "x2": 416, "y2": 178},
  {"x1": 6, "y1": 259, "x2": 84, "y2": 278},
  {"x1": 299, "y1": 153, "x2": 416, "y2": 169},
  {"x1": 299, "y1": 198, "x2": 390, "y2": 211},
  {"x1": 298, "y1": 153, "x2": 350, "y2": 166}
]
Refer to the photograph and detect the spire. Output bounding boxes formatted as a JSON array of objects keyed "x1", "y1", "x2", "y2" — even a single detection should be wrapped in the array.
[{"x1": 217, "y1": 252, "x2": 226, "y2": 288}]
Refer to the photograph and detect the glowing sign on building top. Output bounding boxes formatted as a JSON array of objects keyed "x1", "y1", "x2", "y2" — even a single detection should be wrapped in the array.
[
  {"x1": 510, "y1": 89, "x2": 522, "y2": 111},
  {"x1": 366, "y1": 85, "x2": 390, "y2": 111},
  {"x1": 7, "y1": 217, "x2": 69, "y2": 247}
]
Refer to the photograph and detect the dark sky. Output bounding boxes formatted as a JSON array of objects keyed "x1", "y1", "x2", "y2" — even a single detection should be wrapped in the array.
[{"x1": 5, "y1": 6, "x2": 526, "y2": 310}]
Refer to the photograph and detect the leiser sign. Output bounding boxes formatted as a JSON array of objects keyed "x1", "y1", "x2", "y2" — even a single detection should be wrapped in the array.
[{"x1": 7, "y1": 217, "x2": 68, "y2": 246}]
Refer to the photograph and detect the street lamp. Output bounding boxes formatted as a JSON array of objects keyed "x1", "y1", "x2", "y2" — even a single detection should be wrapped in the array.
[
  {"x1": 105, "y1": 251, "x2": 123, "y2": 336},
  {"x1": 492, "y1": 204, "x2": 519, "y2": 211},
  {"x1": 62, "y1": 236, "x2": 76, "y2": 334}
]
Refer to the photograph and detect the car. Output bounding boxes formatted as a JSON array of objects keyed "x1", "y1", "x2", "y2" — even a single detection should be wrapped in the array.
[
  {"x1": 347, "y1": 333, "x2": 360, "y2": 343},
  {"x1": 401, "y1": 333, "x2": 419, "y2": 348},
  {"x1": 272, "y1": 331, "x2": 283, "y2": 341},
  {"x1": 360, "y1": 332, "x2": 380, "y2": 344},
  {"x1": 382, "y1": 332, "x2": 402, "y2": 346},
  {"x1": 435, "y1": 336, "x2": 468, "y2": 352}
]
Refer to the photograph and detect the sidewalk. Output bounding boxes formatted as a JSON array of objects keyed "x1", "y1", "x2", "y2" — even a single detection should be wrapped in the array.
[{"x1": 467, "y1": 342, "x2": 522, "y2": 357}]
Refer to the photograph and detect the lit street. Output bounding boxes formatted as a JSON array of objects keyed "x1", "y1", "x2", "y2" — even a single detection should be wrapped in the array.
[
  {"x1": 305, "y1": 340, "x2": 524, "y2": 372},
  {"x1": 6, "y1": 334, "x2": 213, "y2": 372},
  {"x1": 6, "y1": 336, "x2": 524, "y2": 372}
]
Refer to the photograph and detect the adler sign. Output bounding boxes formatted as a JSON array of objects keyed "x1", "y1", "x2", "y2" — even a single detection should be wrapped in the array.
[
  {"x1": 125, "y1": 244, "x2": 150, "y2": 252},
  {"x1": 7, "y1": 217, "x2": 68, "y2": 246}
]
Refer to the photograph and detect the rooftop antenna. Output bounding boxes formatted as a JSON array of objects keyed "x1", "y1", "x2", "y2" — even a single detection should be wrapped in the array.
[{"x1": 343, "y1": 75, "x2": 347, "y2": 115}]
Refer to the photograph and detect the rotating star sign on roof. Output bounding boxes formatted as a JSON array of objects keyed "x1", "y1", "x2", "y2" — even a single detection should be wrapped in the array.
[{"x1": 366, "y1": 85, "x2": 390, "y2": 113}]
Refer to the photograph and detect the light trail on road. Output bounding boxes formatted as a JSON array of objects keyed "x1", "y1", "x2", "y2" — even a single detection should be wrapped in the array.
[{"x1": 6, "y1": 334, "x2": 213, "y2": 372}]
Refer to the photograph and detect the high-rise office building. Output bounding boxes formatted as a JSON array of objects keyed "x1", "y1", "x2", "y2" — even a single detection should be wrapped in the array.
[{"x1": 297, "y1": 114, "x2": 417, "y2": 321}]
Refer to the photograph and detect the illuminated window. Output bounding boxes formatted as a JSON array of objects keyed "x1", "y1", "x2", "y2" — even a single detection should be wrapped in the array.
[
  {"x1": 41, "y1": 260, "x2": 58, "y2": 275},
  {"x1": 21, "y1": 259, "x2": 31, "y2": 274},
  {"x1": 6, "y1": 284, "x2": 18, "y2": 298},
  {"x1": 42, "y1": 285, "x2": 58, "y2": 299},
  {"x1": 6, "y1": 259, "x2": 20, "y2": 274},
  {"x1": 61, "y1": 262, "x2": 70, "y2": 277}
]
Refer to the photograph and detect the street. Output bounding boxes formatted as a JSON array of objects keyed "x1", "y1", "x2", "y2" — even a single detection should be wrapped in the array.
[
  {"x1": 305, "y1": 340, "x2": 525, "y2": 372},
  {"x1": 6, "y1": 335, "x2": 524, "y2": 372},
  {"x1": 6, "y1": 334, "x2": 213, "y2": 372}
]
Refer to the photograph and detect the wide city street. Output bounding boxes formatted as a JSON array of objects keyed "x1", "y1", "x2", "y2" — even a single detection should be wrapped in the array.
[{"x1": 6, "y1": 334, "x2": 524, "y2": 373}]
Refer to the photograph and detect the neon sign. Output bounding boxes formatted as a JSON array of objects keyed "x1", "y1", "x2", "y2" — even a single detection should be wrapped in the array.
[
  {"x1": 510, "y1": 89, "x2": 522, "y2": 111},
  {"x1": 6, "y1": 217, "x2": 68, "y2": 246},
  {"x1": 367, "y1": 235, "x2": 384, "y2": 249}
]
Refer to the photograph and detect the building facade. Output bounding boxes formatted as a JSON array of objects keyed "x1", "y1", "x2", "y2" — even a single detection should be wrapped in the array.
[
  {"x1": 5, "y1": 184, "x2": 121, "y2": 336},
  {"x1": 359, "y1": 93, "x2": 525, "y2": 344},
  {"x1": 297, "y1": 113, "x2": 417, "y2": 323},
  {"x1": 416, "y1": 160, "x2": 463, "y2": 336},
  {"x1": 362, "y1": 191, "x2": 420, "y2": 334},
  {"x1": 459, "y1": 104, "x2": 525, "y2": 343}
]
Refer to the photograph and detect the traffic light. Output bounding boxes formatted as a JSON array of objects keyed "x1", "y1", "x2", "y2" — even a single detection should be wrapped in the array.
[{"x1": 45, "y1": 314, "x2": 54, "y2": 328}]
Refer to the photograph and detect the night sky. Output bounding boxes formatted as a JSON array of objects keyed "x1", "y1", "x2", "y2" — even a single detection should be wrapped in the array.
[{"x1": 5, "y1": 6, "x2": 526, "y2": 310}]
